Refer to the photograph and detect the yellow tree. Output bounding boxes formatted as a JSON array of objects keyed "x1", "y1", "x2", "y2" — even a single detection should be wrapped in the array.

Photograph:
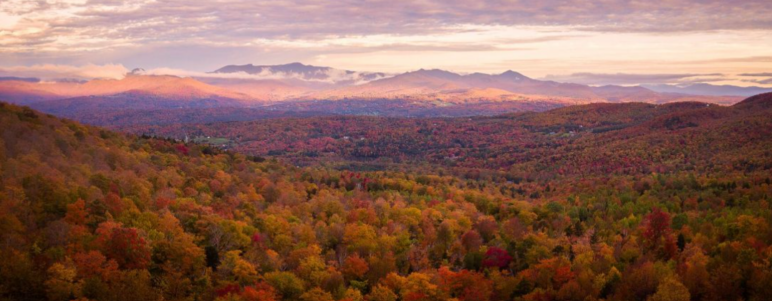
[{"x1": 648, "y1": 277, "x2": 690, "y2": 301}]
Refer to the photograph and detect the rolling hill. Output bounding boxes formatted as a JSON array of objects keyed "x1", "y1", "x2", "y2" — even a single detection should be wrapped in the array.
[{"x1": 118, "y1": 93, "x2": 772, "y2": 176}]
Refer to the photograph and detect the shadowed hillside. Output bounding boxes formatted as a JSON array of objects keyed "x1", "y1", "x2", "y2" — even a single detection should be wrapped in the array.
[{"x1": 122, "y1": 96, "x2": 772, "y2": 178}]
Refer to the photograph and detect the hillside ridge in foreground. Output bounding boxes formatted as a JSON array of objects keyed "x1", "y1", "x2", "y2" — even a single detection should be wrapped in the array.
[{"x1": 1, "y1": 101, "x2": 772, "y2": 301}]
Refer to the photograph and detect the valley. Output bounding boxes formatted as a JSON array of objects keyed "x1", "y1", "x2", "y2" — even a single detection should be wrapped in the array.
[{"x1": 1, "y1": 92, "x2": 771, "y2": 301}]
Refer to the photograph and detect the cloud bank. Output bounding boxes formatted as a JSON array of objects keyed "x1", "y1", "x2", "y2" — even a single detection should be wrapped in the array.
[
  {"x1": 740, "y1": 73, "x2": 772, "y2": 77},
  {"x1": 140, "y1": 67, "x2": 389, "y2": 85},
  {"x1": 1, "y1": 0, "x2": 771, "y2": 80},
  {"x1": 0, "y1": 63, "x2": 389, "y2": 85},
  {"x1": 541, "y1": 73, "x2": 728, "y2": 86},
  {"x1": 0, "y1": 64, "x2": 129, "y2": 81},
  {"x1": 3, "y1": 0, "x2": 771, "y2": 48}
]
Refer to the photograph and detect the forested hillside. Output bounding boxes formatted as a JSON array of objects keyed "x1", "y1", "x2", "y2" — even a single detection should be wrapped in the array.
[
  {"x1": 2, "y1": 98, "x2": 772, "y2": 301},
  {"x1": 125, "y1": 95, "x2": 772, "y2": 179}
]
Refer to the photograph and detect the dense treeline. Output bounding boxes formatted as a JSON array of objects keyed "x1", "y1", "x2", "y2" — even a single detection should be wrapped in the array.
[{"x1": 1, "y1": 96, "x2": 772, "y2": 301}]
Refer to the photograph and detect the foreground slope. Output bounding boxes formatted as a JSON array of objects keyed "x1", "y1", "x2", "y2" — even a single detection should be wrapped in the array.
[{"x1": 2, "y1": 100, "x2": 772, "y2": 301}]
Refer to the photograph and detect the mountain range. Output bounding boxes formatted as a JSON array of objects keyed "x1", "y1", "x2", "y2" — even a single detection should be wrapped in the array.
[
  {"x1": 0, "y1": 63, "x2": 767, "y2": 122},
  {"x1": 303, "y1": 69, "x2": 744, "y2": 104}
]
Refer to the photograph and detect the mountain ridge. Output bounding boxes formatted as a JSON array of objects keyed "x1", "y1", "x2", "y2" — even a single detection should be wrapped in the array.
[{"x1": 0, "y1": 64, "x2": 750, "y2": 120}]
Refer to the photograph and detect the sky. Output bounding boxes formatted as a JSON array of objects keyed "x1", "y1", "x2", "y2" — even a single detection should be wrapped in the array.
[{"x1": 1, "y1": 0, "x2": 771, "y2": 86}]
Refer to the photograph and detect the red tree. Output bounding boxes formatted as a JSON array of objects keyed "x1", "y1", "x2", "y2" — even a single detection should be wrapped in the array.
[
  {"x1": 642, "y1": 208, "x2": 677, "y2": 259},
  {"x1": 439, "y1": 267, "x2": 493, "y2": 301},
  {"x1": 482, "y1": 247, "x2": 512, "y2": 269},
  {"x1": 101, "y1": 227, "x2": 152, "y2": 270}
]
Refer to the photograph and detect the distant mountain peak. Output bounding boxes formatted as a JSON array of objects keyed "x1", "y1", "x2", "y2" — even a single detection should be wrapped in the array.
[
  {"x1": 499, "y1": 70, "x2": 529, "y2": 80},
  {"x1": 409, "y1": 69, "x2": 461, "y2": 78}
]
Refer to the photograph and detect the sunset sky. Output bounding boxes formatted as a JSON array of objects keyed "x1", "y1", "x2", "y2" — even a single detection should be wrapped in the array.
[{"x1": 1, "y1": 0, "x2": 771, "y2": 86}]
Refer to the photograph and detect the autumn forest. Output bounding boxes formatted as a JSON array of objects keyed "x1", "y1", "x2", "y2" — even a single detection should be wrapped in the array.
[{"x1": 0, "y1": 90, "x2": 771, "y2": 301}]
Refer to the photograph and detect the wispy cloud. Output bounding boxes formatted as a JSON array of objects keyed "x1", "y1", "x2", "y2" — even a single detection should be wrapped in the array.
[
  {"x1": 3, "y1": 1, "x2": 772, "y2": 53},
  {"x1": 742, "y1": 78, "x2": 772, "y2": 85},
  {"x1": 0, "y1": 64, "x2": 128, "y2": 80},
  {"x1": 0, "y1": 63, "x2": 389, "y2": 84},
  {"x1": 739, "y1": 72, "x2": 772, "y2": 77},
  {"x1": 1, "y1": 0, "x2": 772, "y2": 79},
  {"x1": 541, "y1": 72, "x2": 727, "y2": 86},
  {"x1": 683, "y1": 56, "x2": 772, "y2": 64},
  {"x1": 140, "y1": 67, "x2": 389, "y2": 84}
]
